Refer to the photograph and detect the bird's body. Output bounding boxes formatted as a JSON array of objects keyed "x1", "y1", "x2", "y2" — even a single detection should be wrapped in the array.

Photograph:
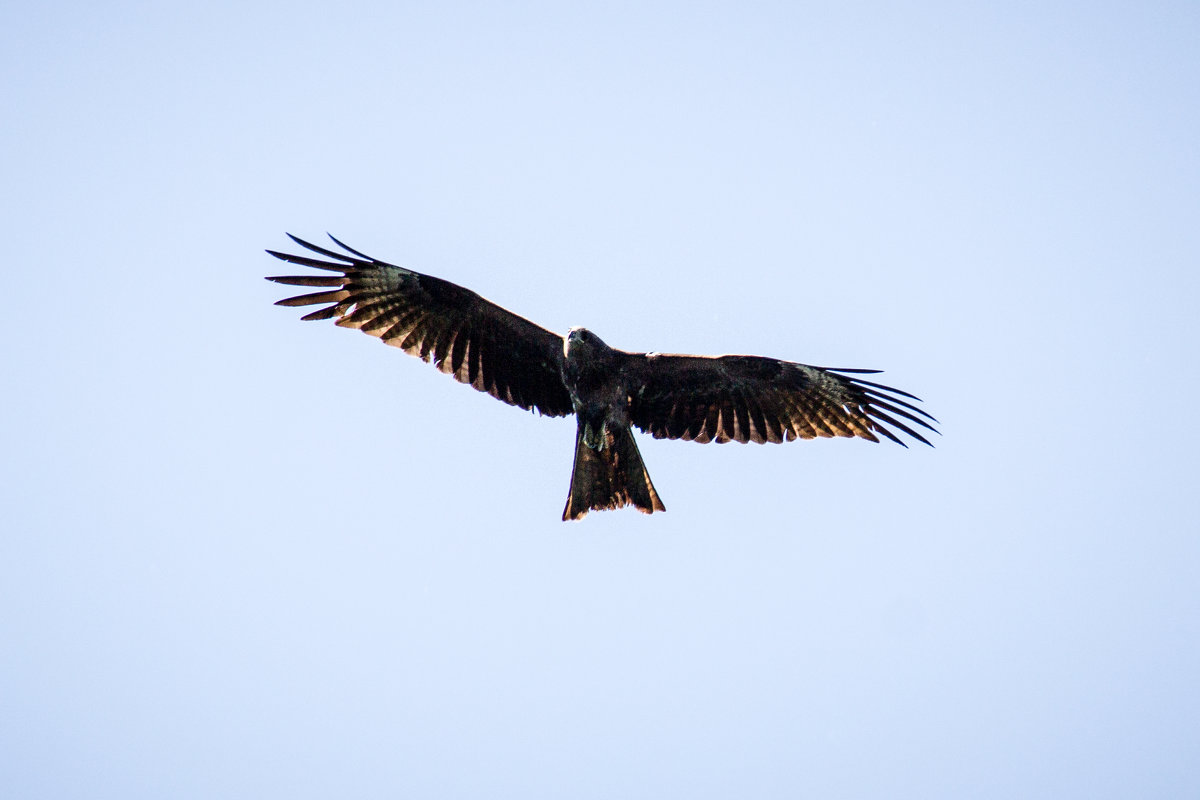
[
  {"x1": 559, "y1": 327, "x2": 664, "y2": 519},
  {"x1": 267, "y1": 234, "x2": 937, "y2": 520}
]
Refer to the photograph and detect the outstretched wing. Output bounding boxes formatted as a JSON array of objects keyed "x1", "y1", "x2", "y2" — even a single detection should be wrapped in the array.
[
  {"x1": 624, "y1": 354, "x2": 937, "y2": 446},
  {"x1": 266, "y1": 234, "x2": 573, "y2": 417}
]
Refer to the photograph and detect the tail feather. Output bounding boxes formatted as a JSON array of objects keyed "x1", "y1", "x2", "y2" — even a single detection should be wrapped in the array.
[{"x1": 562, "y1": 422, "x2": 665, "y2": 521}]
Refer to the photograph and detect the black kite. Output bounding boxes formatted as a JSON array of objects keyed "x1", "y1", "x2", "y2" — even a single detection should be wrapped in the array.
[{"x1": 267, "y1": 235, "x2": 937, "y2": 520}]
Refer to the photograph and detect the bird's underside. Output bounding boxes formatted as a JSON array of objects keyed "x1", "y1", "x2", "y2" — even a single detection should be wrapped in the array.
[{"x1": 267, "y1": 234, "x2": 938, "y2": 520}]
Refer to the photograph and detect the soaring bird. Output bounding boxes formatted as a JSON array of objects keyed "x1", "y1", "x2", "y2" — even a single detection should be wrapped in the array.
[{"x1": 267, "y1": 234, "x2": 937, "y2": 520}]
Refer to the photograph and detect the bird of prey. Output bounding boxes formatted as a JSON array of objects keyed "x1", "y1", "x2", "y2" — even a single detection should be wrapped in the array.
[{"x1": 267, "y1": 234, "x2": 937, "y2": 520}]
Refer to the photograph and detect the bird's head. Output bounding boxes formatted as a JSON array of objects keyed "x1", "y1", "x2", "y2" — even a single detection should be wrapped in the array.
[{"x1": 564, "y1": 327, "x2": 610, "y2": 360}]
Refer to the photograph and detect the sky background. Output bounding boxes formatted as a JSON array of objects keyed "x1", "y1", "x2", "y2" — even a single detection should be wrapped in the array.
[{"x1": 3, "y1": 1, "x2": 1198, "y2": 797}]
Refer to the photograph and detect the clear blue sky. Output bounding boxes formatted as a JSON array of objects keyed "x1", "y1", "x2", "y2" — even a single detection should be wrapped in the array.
[{"x1": 3, "y1": 1, "x2": 1198, "y2": 797}]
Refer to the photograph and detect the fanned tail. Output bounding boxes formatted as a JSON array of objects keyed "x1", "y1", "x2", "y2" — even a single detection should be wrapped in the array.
[{"x1": 562, "y1": 422, "x2": 665, "y2": 521}]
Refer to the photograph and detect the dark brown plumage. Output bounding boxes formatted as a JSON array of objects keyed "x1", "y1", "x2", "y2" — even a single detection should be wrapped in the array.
[{"x1": 267, "y1": 234, "x2": 938, "y2": 520}]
